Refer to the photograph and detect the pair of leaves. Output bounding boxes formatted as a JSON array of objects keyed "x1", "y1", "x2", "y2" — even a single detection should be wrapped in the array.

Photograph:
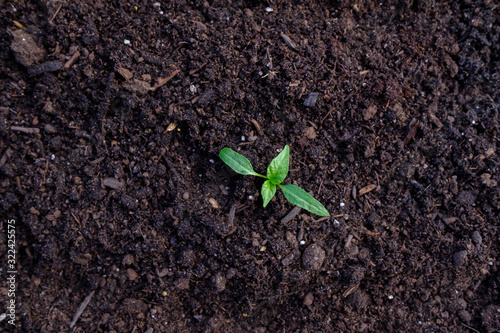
[{"x1": 219, "y1": 146, "x2": 329, "y2": 217}]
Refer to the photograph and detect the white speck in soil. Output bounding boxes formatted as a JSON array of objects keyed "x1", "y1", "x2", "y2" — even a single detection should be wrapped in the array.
[
  {"x1": 265, "y1": 7, "x2": 273, "y2": 12},
  {"x1": 388, "y1": 295, "x2": 394, "y2": 300},
  {"x1": 124, "y1": 39, "x2": 131, "y2": 45},
  {"x1": 340, "y1": 202, "x2": 345, "y2": 207}
]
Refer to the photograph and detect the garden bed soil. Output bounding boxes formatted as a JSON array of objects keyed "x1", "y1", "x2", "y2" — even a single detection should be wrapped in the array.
[{"x1": 0, "y1": 0, "x2": 499, "y2": 332}]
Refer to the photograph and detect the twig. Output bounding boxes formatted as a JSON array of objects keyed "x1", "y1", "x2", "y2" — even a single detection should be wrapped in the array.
[
  {"x1": 10, "y1": 126, "x2": 40, "y2": 134},
  {"x1": 49, "y1": 4, "x2": 63, "y2": 23},
  {"x1": 69, "y1": 290, "x2": 95, "y2": 328},
  {"x1": 250, "y1": 119, "x2": 264, "y2": 136},
  {"x1": 460, "y1": 323, "x2": 480, "y2": 333},
  {"x1": 281, "y1": 206, "x2": 301, "y2": 224},
  {"x1": 313, "y1": 216, "x2": 330, "y2": 223},
  {"x1": 63, "y1": 50, "x2": 80, "y2": 69}
]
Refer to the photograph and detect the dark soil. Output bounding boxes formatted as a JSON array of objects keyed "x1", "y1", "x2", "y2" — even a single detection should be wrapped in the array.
[{"x1": 1, "y1": 0, "x2": 499, "y2": 332}]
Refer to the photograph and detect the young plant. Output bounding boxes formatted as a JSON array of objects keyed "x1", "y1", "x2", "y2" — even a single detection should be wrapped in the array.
[{"x1": 219, "y1": 145, "x2": 330, "y2": 217}]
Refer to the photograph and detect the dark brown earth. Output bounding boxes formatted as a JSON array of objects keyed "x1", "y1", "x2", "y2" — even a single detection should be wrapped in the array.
[{"x1": 1, "y1": 0, "x2": 499, "y2": 332}]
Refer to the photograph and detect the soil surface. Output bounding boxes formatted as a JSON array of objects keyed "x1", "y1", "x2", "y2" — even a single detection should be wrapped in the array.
[{"x1": 1, "y1": 0, "x2": 499, "y2": 332}]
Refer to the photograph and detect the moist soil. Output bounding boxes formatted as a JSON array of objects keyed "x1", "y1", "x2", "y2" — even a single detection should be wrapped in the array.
[{"x1": 1, "y1": 0, "x2": 499, "y2": 332}]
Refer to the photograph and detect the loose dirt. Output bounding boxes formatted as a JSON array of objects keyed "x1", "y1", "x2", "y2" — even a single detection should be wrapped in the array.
[{"x1": 0, "y1": 0, "x2": 498, "y2": 332}]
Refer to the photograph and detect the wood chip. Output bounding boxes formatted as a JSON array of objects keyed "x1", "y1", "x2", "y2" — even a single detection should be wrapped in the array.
[
  {"x1": 403, "y1": 118, "x2": 420, "y2": 145},
  {"x1": 428, "y1": 102, "x2": 443, "y2": 128},
  {"x1": 228, "y1": 203, "x2": 237, "y2": 227},
  {"x1": 358, "y1": 184, "x2": 376, "y2": 196},
  {"x1": 280, "y1": 33, "x2": 297, "y2": 50},
  {"x1": 103, "y1": 178, "x2": 125, "y2": 190},
  {"x1": 117, "y1": 67, "x2": 133, "y2": 80},
  {"x1": 429, "y1": 112, "x2": 443, "y2": 128}
]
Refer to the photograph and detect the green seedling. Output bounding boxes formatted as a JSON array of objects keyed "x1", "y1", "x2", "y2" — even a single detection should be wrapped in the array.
[{"x1": 219, "y1": 145, "x2": 330, "y2": 217}]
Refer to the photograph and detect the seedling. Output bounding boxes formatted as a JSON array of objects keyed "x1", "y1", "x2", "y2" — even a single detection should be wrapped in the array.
[{"x1": 219, "y1": 145, "x2": 330, "y2": 216}]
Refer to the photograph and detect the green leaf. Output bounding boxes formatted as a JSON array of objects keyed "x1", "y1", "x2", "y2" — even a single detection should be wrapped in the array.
[
  {"x1": 267, "y1": 145, "x2": 290, "y2": 185},
  {"x1": 261, "y1": 180, "x2": 277, "y2": 208},
  {"x1": 219, "y1": 147, "x2": 265, "y2": 177},
  {"x1": 280, "y1": 184, "x2": 330, "y2": 217}
]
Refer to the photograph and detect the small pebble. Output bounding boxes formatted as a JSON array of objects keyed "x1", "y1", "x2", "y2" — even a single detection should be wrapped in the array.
[
  {"x1": 458, "y1": 310, "x2": 472, "y2": 322},
  {"x1": 212, "y1": 272, "x2": 226, "y2": 293},
  {"x1": 302, "y1": 244, "x2": 325, "y2": 270},
  {"x1": 456, "y1": 191, "x2": 476, "y2": 206},
  {"x1": 174, "y1": 278, "x2": 190, "y2": 290},
  {"x1": 127, "y1": 268, "x2": 138, "y2": 281},
  {"x1": 124, "y1": 39, "x2": 131, "y2": 45},
  {"x1": 303, "y1": 293, "x2": 314, "y2": 306},
  {"x1": 281, "y1": 248, "x2": 300, "y2": 267},
  {"x1": 44, "y1": 124, "x2": 56, "y2": 133},
  {"x1": 265, "y1": 7, "x2": 273, "y2": 12},
  {"x1": 453, "y1": 250, "x2": 468, "y2": 267},
  {"x1": 122, "y1": 254, "x2": 134, "y2": 265},
  {"x1": 303, "y1": 93, "x2": 319, "y2": 107},
  {"x1": 449, "y1": 298, "x2": 467, "y2": 312},
  {"x1": 472, "y1": 231, "x2": 482, "y2": 245},
  {"x1": 345, "y1": 291, "x2": 368, "y2": 309}
]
